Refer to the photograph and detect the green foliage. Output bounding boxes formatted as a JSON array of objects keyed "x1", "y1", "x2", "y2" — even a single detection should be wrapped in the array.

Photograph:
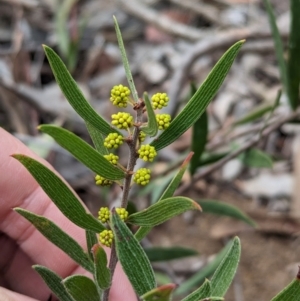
[
  {"x1": 43, "y1": 45, "x2": 120, "y2": 136},
  {"x1": 175, "y1": 240, "x2": 233, "y2": 296},
  {"x1": 63, "y1": 275, "x2": 100, "y2": 301},
  {"x1": 141, "y1": 92, "x2": 159, "y2": 136},
  {"x1": 287, "y1": 0, "x2": 300, "y2": 110},
  {"x1": 181, "y1": 279, "x2": 211, "y2": 301},
  {"x1": 10, "y1": 15, "x2": 298, "y2": 301},
  {"x1": 210, "y1": 237, "x2": 241, "y2": 297},
  {"x1": 33, "y1": 265, "x2": 73, "y2": 301},
  {"x1": 39, "y1": 125, "x2": 125, "y2": 180},
  {"x1": 128, "y1": 197, "x2": 201, "y2": 227},
  {"x1": 141, "y1": 284, "x2": 177, "y2": 301},
  {"x1": 198, "y1": 200, "x2": 256, "y2": 227},
  {"x1": 240, "y1": 148, "x2": 273, "y2": 169},
  {"x1": 151, "y1": 40, "x2": 244, "y2": 151},
  {"x1": 13, "y1": 154, "x2": 105, "y2": 233},
  {"x1": 92, "y1": 245, "x2": 111, "y2": 290},
  {"x1": 145, "y1": 246, "x2": 198, "y2": 262},
  {"x1": 15, "y1": 208, "x2": 94, "y2": 272},
  {"x1": 270, "y1": 275, "x2": 300, "y2": 301},
  {"x1": 111, "y1": 210, "x2": 156, "y2": 296}
]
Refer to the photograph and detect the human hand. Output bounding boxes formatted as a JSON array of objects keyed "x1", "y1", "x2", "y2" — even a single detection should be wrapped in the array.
[{"x1": 0, "y1": 128, "x2": 136, "y2": 301}]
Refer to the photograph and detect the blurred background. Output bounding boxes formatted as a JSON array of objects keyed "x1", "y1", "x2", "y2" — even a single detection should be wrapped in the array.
[{"x1": 0, "y1": 0, "x2": 300, "y2": 301}]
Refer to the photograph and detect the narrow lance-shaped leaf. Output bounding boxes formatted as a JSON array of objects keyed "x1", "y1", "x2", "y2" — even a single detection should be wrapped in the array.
[
  {"x1": 92, "y1": 244, "x2": 111, "y2": 290},
  {"x1": 175, "y1": 241, "x2": 232, "y2": 296},
  {"x1": 197, "y1": 200, "x2": 256, "y2": 227},
  {"x1": 141, "y1": 92, "x2": 158, "y2": 137},
  {"x1": 181, "y1": 279, "x2": 211, "y2": 301},
  {"x1": 13, "y1": 154, "x2": 105, "y2": 233},
  {"x1": 15, "y1": 208, "x2": 94, "y2": 273},
  {"x1": 151, "y1": 40, "x2": 244, "y2": 151},
  {"x1": 86, "y1": 121, "x2": 109, "y2": 155},
  {"x1": 128, "y1": 197, "x2": 201, "y2": 227},
  {"x1": 240, "y1": 148, "x2": 273, "y2": 169},
  {"x1": 210, "y1": 237, "x2": 241, "y2": 297},
  {"x1": 145, "y1": 246, "x2": 198, "y2": 262},
  {"x1": 198, "y1": 152, "x2": 229, "y2": 167},
  {"x1": 85, "y1": 230, "x2": 98, "y2": 260},
  {"x1": 287, "y1": 0, "x2": 300, "y2": 110},
  {"x1": 190, "y1": 109, "x2": 208, "y2": 175},
  {"x1": 233, "y1": 104, "x2": 275, "y2": 126},
  {"x1": 111, "y1": 209, "x2": 156, "y2": 296},
  {"x1": 136, "y1": 153, "x2": 193, "y2": 241},
  {"x1": 33, "y1": 265, "x2": 73, "y2": 301},
  {"x1": 113, "y1": 16, "x2": 139, "y2": 103},
  {"x1": 39, "y1": 125, "x2": 124, "y2": 180},
  {"x1": 159, "y1": 152, "x2": 193, "y2": 201},
  {"x1": 270, "y1": 268, "x2": 300, "y2": 301},
  {"x1": 141, "y1": 284, "x2": 177, "y2": 301},
  {"x1": 43, "y1": 45, "x2": 120, "y2": 135},
  {"x1": 263, "y1": 0, "x2": 288, "y2": 95},
  {"x1": 63, "y1": 275, "x2": 100, "y2": 301},
  {"x1": 188, "y1": 293, "x2": 217, "y2": 301}
]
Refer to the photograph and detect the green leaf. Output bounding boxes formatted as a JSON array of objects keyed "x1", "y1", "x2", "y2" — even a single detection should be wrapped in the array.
[
  {"x1": 210, "y1": 237, "x2": 241, "y2": 297},
  {"x1": 113, "y1": 16, "x2": 139, "y2": 103},
  {"x1": 86, "y1": 121, "x2": 109, "y2": 155},
  {"x1": 63, "y1": 275, "x2": 100, "y2": 301},
  {"x1": 159, "y1": 153, "x2": 193, "y2": 201},
  {"x1": 91, "y1": 244, "x2": 111, "y2": 290},
  {"x1": 15, "y1": 208, "x2": 94, "y2": 273},
  {"x1": 175, "y1": 241, "x2": 232, "y2": 296},
  {"x1": 141, "y1": 284, "x2": 177, "y2": 301},
  {"x1": 287, "y1": 0, "x2": 300, "y2": 110},
  {"x1": 33, "y1": 265, "x2": 73, "y2": 301},
  {"x1": 13, "y1": 154, "x2": 105, "y2": 233},
  {"x1": 181, "y1": 279, "x2": 211, "y2": 301},
  {"x1": 43, "y1": 45, "x2": 120, "y2": 135},
  {"x1": 271, "y1": 272, "x2": 300, "y2": 301},
  {"x1": 190, "y1": 110, "x2": 208, "y2": 175},
  {"x1": 145, "y1": 246, "x2": 198, "y2": 262},
  {"x1": 199, "y1": 152, "x2": 229, "y2": 167},
  {"x1": 39, "y1": 125, "x2": 125, "y2": 180},
  {"x1": 263, "y1": 0, "x2": 288, "y2": 96},
  {"x1": 233, "y1": 104, "x2": 275, "y2": 126},
  {"x1": 197, "y1": 200, "x2": 256, "y2": 227},
  {"x1": 135, "y1": 226, "x2": 152, "y2": 241},
  {"x1": 111, "y1": 209, "x2": 156, "y2": 296},
  {"x1": 128, "y1": 197, "x2": 201, "y2": 227},
  {"x1": 85, "y1": 230, "x2": 98, "y2": 260},
  {"x1": 151, "y1": 40, "x2": 244, "y2": 151},
  {"x1": 240, "y1": 148, "x2": 273, "y2": 168},
  {"x1": 141, "y1": 92, "x2": 158, "y2": 137},
  {"x1": 202, "y1": 294, "x2": 221, "y2": 300}
]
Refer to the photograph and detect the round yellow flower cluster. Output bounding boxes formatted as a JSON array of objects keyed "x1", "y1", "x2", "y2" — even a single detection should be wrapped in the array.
[
  {"x1": 133, "y1": 168, "x2": 151, "y2": 186},
  {"x1": 156, "y1": 114, "x2": 171, "y2": 130},
  {"x1": 99, "y1": 230, "x2": 114, "y2": 247},
  {"x1": 104, "y1": 133, "x2": 124, "y2": 149},
  {"x1": 115, "y1": 207, "x2": 129, "y2": 221},
  {"x1": 139, "y1": 131, "x2": 146, "y2": 142},
  {"x1": 138, "y1": 144, "x2": 157, "y2": 162},
  {"x1": 110, "y1": 85, "x2": 131, "y2": 108},
  {"x1": 95, "y1": 175, "x2": 113, "y2": 186},
  {"x1": 151, "y1": 92, "x2": 169, "y2": 110},
  {"x1": 104, "y1": 153, "x2": 119, "y2": 165},
  {"x1": 98, "y1": 207, "x2": 110, "y2": 223},
  {"x1": 111, "y1": 112, "x2": 133, "y2": 129}
]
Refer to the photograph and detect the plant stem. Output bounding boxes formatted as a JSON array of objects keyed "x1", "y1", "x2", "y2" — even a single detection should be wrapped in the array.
[{"x1": 102, "y1": 100, "x2": 144, "y2": 301}]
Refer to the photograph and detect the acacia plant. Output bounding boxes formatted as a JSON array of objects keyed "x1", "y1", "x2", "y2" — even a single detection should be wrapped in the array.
[{"x1": 12, "y1": 17, "x2": 300, "y2": 301}]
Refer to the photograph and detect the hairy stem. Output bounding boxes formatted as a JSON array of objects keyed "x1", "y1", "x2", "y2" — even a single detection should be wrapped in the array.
[{"x1": 102, "y1": 100, "x2": 144, "y2": 301}]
